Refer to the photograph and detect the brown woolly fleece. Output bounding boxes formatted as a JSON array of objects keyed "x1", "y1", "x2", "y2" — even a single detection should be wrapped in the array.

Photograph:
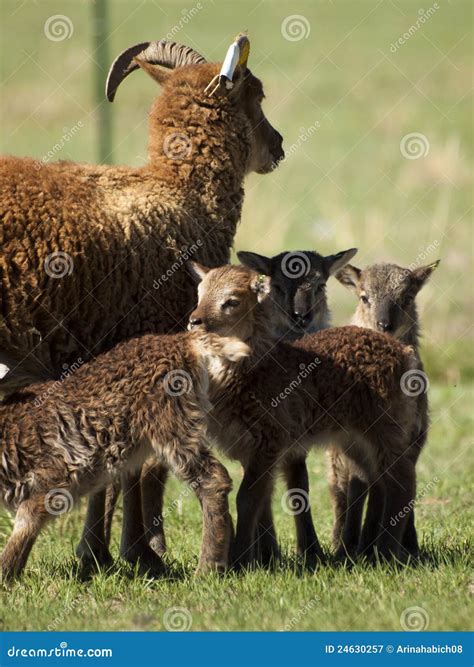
[
  {"x1": 188, "y1": 265, "x2": 420, "y2": 568},
  {"x1": 0, "y1": 61, "x2": 283, "y2": 384},
  {"x1": 0, "y1": 329, "x2": 248, "y2": 580}
]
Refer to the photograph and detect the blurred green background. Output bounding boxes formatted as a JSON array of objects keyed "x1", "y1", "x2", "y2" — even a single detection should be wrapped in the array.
[{"x1": 1, "y1": 1, "x2": 472, "y2": 385}]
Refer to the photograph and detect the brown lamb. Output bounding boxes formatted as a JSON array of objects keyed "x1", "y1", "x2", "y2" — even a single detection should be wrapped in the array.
[
  {"x1": 327, "y1": 260, "x2": 439, "y2": 558},
  {"x1": 187, "y1": 263, "x2": 420, "y2": 568},
  {"x1": 0, "y1": 35, "x2": 283, "y2": 572},
  {"x1": 142, "y1": 247, "x2": 357, "y2": 566},
  {"x1": 0, "y1": 329, "x2": 250, "y2": 581}
]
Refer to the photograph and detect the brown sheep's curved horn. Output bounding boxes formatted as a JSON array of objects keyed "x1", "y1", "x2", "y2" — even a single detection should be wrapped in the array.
[{"x1": 106, "y1": 40, "x2": 207, "y2": 102}]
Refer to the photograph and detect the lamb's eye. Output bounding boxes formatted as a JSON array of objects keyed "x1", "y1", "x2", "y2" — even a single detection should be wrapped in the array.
[
  {"x1": 221, "y1": 298, "x2": 240, "y2": 310},
  {"x1": 315, "y1": 284, "x2": 326, "y2": 293},
  {"x1": 360, "y1": 294, "x2": 370, "y2": 305}
]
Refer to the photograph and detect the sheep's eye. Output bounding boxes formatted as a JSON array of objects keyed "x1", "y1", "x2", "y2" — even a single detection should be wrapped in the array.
[
  {"x1": 360, "y1": 294, "x2": 370, "y2": 305},
  {"x1": 221, "y1": 298, "x2": 240, "y2": 310},
  {"x1": 315, "y1": 283, "x2": 326, "y2": 293}
]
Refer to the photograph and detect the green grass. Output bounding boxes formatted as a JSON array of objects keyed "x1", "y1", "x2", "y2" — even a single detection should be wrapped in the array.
[
  {"x1": 0, "y1": 0, "x2": 472, "y2": 633},
  {"x1": 1, "y1": 384, "x2": 472, "y2": 631}
]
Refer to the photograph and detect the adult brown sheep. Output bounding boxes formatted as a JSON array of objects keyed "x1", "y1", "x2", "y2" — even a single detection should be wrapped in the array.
[{"x1": 0, "y1": 34, "x2": 284, "y2": 574}]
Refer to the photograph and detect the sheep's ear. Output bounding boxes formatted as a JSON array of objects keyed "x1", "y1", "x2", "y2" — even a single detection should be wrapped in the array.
[
  {"x1": 250, "y1": 274, "x2": 271, "y2": 303},
  {"x1": 335, "y1": 264, "x2": 362, "y2": 292},
  {"x1": 237, "y1": 251, "x2": 273, "y2": 276},
  {"x1": 325, "y1": 248, "x2": 358, "y2": 276},
  {"x1": 134, "y1": 57, "x2": 171, "y2": 86},
  {"x1": 187, "y1": 262, "x2": 210, "y2": 283},
  {"x1": 410, "y1": 260, "x2": 440, "y2": 292}
]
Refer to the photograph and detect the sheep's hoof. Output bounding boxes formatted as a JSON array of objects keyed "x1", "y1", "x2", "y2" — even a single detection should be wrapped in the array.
[
  {"x1": 148, "y1": 535, "x2": 167, "y2": 557},
  {"x1": 76, "y1": 542, "x2": 114, "y2": 573},
  {"x1": 195, "y1": 560, "x2": 227, "y2": 576},
  {"x1": 122, "y1": 546, "x2": 167, "y2": 578}
]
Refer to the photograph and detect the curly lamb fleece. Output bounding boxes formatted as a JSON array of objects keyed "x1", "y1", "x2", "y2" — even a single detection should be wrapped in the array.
[{"x1": 0, "y1": 60, "x2": 283, "y2": 387}]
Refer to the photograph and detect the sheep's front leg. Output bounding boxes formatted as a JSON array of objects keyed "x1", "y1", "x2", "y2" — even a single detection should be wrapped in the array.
[
  {"x1": 140, "y1": 460, "x2": 169, "y2": 556},
  {"x1": 165, "y1": 445, "x2": 232, "y2": 574},
  {"x1": 255, "y1": 496, "x2": 280, "y2": 567},
  {"x1": 403, "y1": 508, "x2": 420, "y2": 556},
  {"x1": 120, "y1": 468, "x2": 166, "y2": 577},
  {"x1": 76, "y1": 489, "x2": 114, "y2": 571},
  {"x1": 283, "y1": 457, "x2": 323, "y2": 567},
  {"x1": 1, "y1": 496, "x2": 50, "y2": 582},
  {"x1": 232, "y1": 461, "x2": 275, "y2": 571},
  {"x1": 377, "y1": 460, "x2": 416, "y2": 562},
  {"x1": 336, "y1": 476, "x2": 368, "y2": 561}
]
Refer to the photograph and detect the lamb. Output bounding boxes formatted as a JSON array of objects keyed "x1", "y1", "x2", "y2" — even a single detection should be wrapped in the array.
[
  {"x1": 142, "y1": 247, "x2": 357, "y2": 567},
  {"x1": 0, "y1": 34, "x2": 283, "y2": 572},
  {"x1": 0, "y1": 327, "x2": 249, "y2": 581},
  {"x1": 187, "y1": 263, "x2": 420, "y2": 568},
  {"x1": 327, "y1": 260, "x2": 439, "y2": 558}
]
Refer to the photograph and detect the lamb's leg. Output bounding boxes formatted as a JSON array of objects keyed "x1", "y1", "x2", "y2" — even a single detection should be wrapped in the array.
[
  {"x1": 165, "y1": 444, "x2": 233, "y2": 574},
  {"x1": 140, "y1": 460, "x2": 169, "y2": 556},
  {"x1": 403, "y1": 508, "x2": 420, "y2": 556},
  {"x1": 103, "y1": 481, "x2": 121, "y2": 546},
  {"x1": 328, "y1": 450, "x2": 348, "y2": 551},
  {"x1": 1, "y1": 497, "x2": 49, "y2": 582},
  {"x1": 283, "y1": 458, "x2": 323, "y2": 567},
  {"x1": 336, "y1": 476, "x2": 368, "y2": 560},
  {"x1": 232, "y1": 461, "x2": 275, "y2": 571},
  {"x1": 357, "y1": 479, "x2": 386, "y2": 559},
  {"x1": 120, "y1": 468, "x2": 166, "y2": 577},
  {"x1": 76, "y1": 489, "x2": 114, "y2": 570},
  {"x1": 255, "y1": 496, "x2": 280, "y2": 567},
  {"x1": 377, "y1": 460, "x2": 416, "y2": 562}
]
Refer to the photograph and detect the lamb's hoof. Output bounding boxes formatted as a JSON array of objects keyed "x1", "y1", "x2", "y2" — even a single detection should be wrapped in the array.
[
  {"x1": 195, "y1": 561, "x2": 227, "y2": 576},
  {"x1": 148, "y1": 535, "x2": 167, "y2": 557},
  {"x1": 334, "y1": 545, "x2": 358, "y2": 565},
  {"x1": 300, "y1": 550, "x2": 324, "y2": 572},
  {"x1": 76, "y1": 542, "x2": 114, "y2": 574},
  {"x1": 122, "y1": 546, "x2": 167, "y2": 578}
]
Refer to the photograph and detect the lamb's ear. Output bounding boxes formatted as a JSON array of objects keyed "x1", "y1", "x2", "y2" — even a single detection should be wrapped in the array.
[
  {"x1": 237, "y1": 251, "x2": 273, "y2": 276},
  {"x1": 134, "y1": 57, "x2": 171, "y2": 86},
  {"x1": 250, "y1": 274, "x2": 271, "y2": 303},
  {"x1": 335, "y1": 264, "x2": 362, "y2": 292},
  {"x1": 187, "y1": 262, "x2": 210, "y2": 283},
  {"x1": 325, "y1": 248, "x2": 358, "y2": 276},
  {"x1": 410, "y1": 260, "x2": 440, "y2": 292}
]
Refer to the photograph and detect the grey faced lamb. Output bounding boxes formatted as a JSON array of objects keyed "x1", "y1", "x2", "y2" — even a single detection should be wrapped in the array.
[{"x1": 327, "y1": 260, "x2": 439, "y2": 558}]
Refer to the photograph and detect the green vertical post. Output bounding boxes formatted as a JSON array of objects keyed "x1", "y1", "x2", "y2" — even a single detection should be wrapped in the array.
[{"x1": 93, "y1": 0, "x2": 112, "y2": 163}]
